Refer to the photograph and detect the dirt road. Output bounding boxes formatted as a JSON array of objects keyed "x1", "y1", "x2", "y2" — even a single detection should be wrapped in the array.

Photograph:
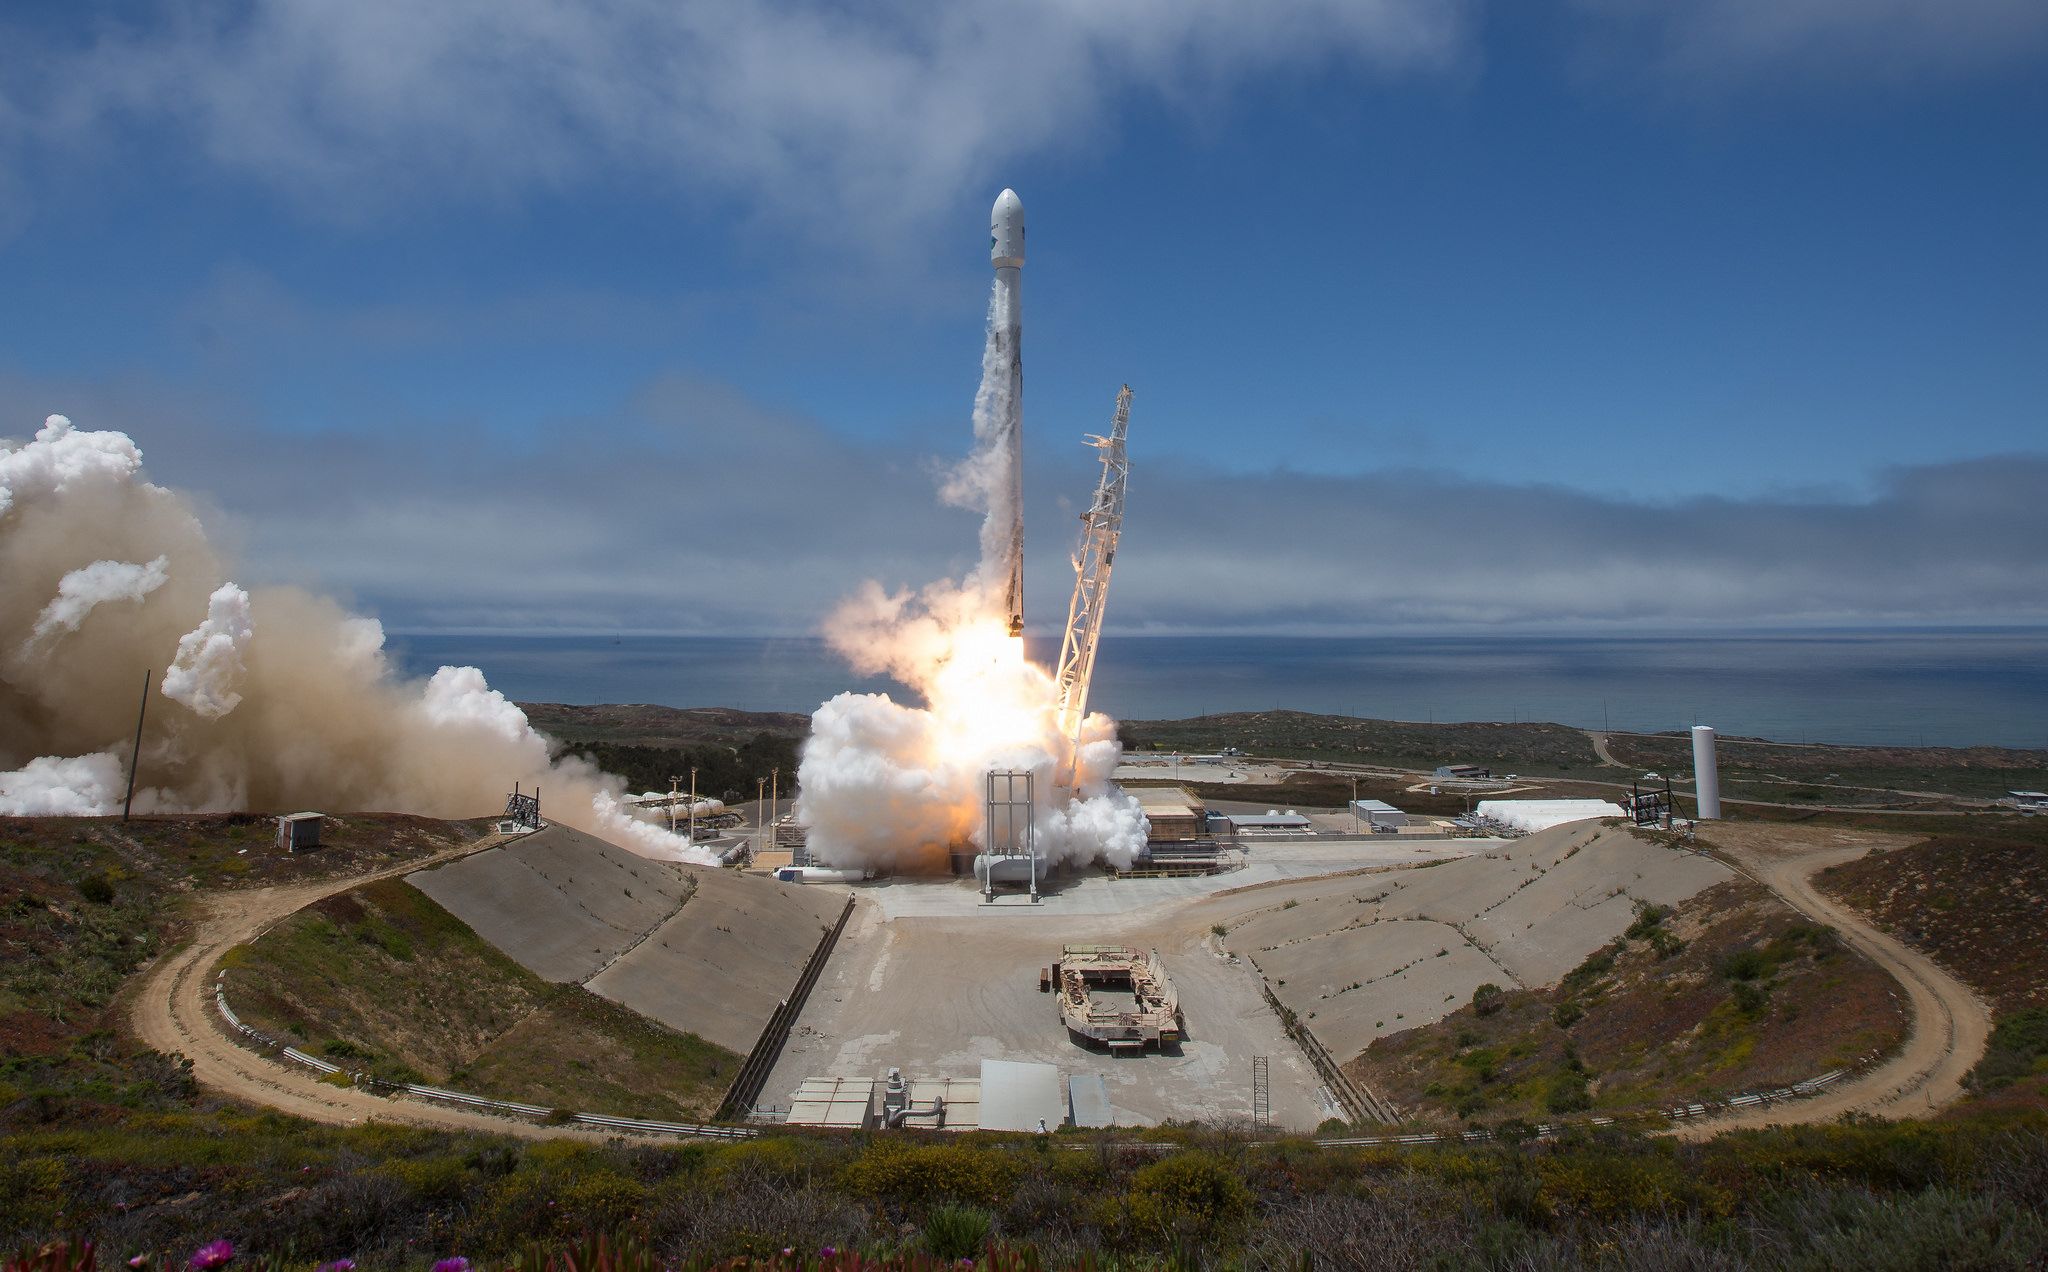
[
  {"x1": 1675, "y1": 824, "x2": 1993, "y2": 1136},
  {"x1": 126, "y1": 834, "x2": 619, "y2": 1142}
]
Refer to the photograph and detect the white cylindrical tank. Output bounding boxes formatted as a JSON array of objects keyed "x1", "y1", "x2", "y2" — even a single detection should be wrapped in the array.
[
  {"x1": 1691, "y1": 725, "x2": 1722, "y2": 820},
  {"x1": 775, "y1": 866, "x2": 867, "y2": 884},
  {"x1": 974, "y1": 853, "x2": 1044, "y2": 889}
]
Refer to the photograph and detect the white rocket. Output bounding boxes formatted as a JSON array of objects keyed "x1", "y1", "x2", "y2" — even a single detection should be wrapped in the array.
[{"x1": 991, "y1": 188, "x2": 1026, "y2": 637}]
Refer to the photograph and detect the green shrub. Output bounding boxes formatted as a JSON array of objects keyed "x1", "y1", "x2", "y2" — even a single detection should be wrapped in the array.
[
  {"x1": 1967, "y1": 1007, "x2": 2048, "y2": 1090},
  {"x1": 1126, "y1": 1151, "x2": 1252, "y2": 1241},
  {"x1": 1721, "y1": 949, "x2": 1771, "y2": 982},
  {"x1": 1552, "y1": 1001, "x2": 1584, "y2": 1029},
  {"x1": 841, "y1": 1141, "x2": 1018, "y2": 1206},
  {"x1": 922, "y1": 1203, "x2": 994, "y2": 1259},
  {"x1": 1624, "y1": 903, "x2": 1670, "y2": 941},
  {"x1": 1473, "y1": 984, "x2": 1505, "y2": 1017},
  {"x1": 75, "y1": 874, "x2": 114, "y2": 905},
  {"x1": 1731, "y1": 980, "x2": 1770, "y2": 1016},
  {"x1": 1545, "y1": 1072, "x2": 1592, "y2": 1114}
]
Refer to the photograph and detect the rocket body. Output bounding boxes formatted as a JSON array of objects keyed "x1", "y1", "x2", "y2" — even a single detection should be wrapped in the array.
[{"x1": 991, "y1": 188, "x2": 1025, "y2": 637}]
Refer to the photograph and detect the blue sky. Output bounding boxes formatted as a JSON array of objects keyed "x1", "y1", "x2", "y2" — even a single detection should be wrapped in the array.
[{"x1": 2, "y1": 0, "x2": 2045, "y2": 633}]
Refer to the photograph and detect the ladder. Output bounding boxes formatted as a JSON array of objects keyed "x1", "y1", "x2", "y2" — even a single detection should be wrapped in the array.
[{"x1": 1252, "y1": 1055, "x2": 1271, "y2": 1128}]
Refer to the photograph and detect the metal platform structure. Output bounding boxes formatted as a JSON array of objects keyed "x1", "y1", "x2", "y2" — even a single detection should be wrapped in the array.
[
  {"x1": 1048, "y1": 944, "x2": 1182, "y2": 1051},
  {"x1": 1053, "y1": 385, "x2": 1132, "y2": 776}
]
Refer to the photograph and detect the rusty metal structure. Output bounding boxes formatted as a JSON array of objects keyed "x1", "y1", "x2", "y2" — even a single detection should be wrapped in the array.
[{"x1": 1047, "y1": 944, "x2": 1182, "y2": 1051}]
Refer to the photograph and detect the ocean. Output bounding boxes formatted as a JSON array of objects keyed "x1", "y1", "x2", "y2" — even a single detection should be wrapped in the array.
[{"x1": 384, "y1": 628, "x2": 2048, "y2": 751}]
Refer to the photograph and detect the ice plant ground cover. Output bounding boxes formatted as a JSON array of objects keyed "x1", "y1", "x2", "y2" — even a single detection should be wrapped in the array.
[{"x1": 7, "y1": 1237, "x2": 1082, "y2": 1272}]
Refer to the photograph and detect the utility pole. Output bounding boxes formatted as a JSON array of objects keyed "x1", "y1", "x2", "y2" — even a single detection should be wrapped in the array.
[
  {"x1": 756, "y1": 777, "x2": 768, "y2": 858},
  {"x1": 123, "y1": 670, "x2": 150, "y2": 822},
  {"x1": 1350, "y1": 775, "x2": 1359, "y2": 833},
  {"x1": 667, "y1": 775, "x2": 683, "y2": 835},
  {"x1": 770, "y1": 767, "x2": 780, "y2": 855},
  {"x1": 688, "y1": 767, "x2": 698, "y2": 843}
]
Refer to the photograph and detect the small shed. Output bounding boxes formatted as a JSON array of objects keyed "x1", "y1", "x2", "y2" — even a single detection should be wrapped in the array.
[{"x1": 275, "y1": 812, "x2": 323, "y2": 852}]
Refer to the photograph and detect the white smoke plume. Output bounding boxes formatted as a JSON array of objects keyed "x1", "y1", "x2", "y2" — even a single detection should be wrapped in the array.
[
  {"x1": 26, "y1": 555, "x2": 169, "y2": 647},
  {"x1": 161, "y1": 582, "x2": 254, "y2": 718},
  {"x1": 0, "y1": 413, "x2": 713, "y2": 863},
  {"x1": 795, "y1": 276, "x2": 1149, "y2": 873}
]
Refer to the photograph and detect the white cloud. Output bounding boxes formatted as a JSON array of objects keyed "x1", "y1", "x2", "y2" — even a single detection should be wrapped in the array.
[
  {"x1": 5, "y1": 372, "x2": 2043, "y2": 635},
  {"x1": 1, "y1": 0, "x2": 1470, "y2": 242}
]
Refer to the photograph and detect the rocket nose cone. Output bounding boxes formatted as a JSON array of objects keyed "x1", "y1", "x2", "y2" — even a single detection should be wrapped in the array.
[{"x1": 991, "y1": 187, "x2": 1025, "y2": 267}]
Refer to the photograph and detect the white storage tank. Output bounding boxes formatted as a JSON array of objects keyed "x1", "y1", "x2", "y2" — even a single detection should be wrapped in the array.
[{"x1": 1691, "y1": 725, "x2": 1722, "y2": 820}]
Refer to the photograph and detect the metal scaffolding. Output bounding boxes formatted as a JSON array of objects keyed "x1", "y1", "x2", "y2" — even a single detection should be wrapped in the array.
[{"x1": 1053, "y1": 385, "x2": 1133, "y2": 773}]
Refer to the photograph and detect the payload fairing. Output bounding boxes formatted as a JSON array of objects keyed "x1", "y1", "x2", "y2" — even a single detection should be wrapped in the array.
[{"x1": 991, "y1": 188, "x2": 1026, "y2": 637}]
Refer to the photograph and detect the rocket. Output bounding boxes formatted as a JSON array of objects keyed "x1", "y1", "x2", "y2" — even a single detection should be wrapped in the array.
[{"x1": 991, "y1": 188, "x2": 1026, "y2": 637}]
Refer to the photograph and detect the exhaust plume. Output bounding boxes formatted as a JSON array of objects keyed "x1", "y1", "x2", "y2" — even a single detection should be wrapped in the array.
[
  {"x1": 794, "y1": 274, "x2": 1148, "y2": 873},
  {"x1": 0, "y1": 413, "x2": 712, "y2": 862}
]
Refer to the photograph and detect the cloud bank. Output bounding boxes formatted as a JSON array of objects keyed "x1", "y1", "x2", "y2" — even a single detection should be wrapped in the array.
[{"x1": 5, "y1": 376, "x2": 2041, "y2": 636}]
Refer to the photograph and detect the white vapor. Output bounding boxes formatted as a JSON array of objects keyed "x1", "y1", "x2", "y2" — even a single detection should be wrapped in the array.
[
  {"x1": 795, "y1": 277, "x2": 1149, "y2": 873},
  {"x1": 162, "y1": 583, "x2": 254, "y2": 718},
  {"x1": 0, "y1": 412, "x2": 713, "y2": 862},
  {"x1": 27, "y1": 556, "x2": 169, "y2": 646},
  {"x1": 0, "y1": 0, "x2": 1467, "y2": 239}
]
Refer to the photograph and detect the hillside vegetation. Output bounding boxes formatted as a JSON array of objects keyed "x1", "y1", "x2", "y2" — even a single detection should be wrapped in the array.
[
  {"x1": 221, "y1": 878, "x2": 738, "y2": 1121},
  {"x1": 0, "y1": 813, "x2": 478, "y2": 1102},
  {"x1": 1817, "y1": 833, "x2": 2048, "y2": 1114},
  {"x1": 1125, "y1": 711, "x2": 1606, "y2": 777},
  {"x1": 1350, "y1": 877, "x2": 1906, "y2": 1125},
  {"x1": 1607, "y1": 733, "x2": 2048, "y2": 802},
  {"x1": 1, "y1": 808, "x2": 2046, "y2": 1267}
]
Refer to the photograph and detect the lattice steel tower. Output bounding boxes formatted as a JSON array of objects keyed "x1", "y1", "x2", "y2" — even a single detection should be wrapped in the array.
[{"x1": 1053, "y1": 385, "x2": 1133, "y2": 766}]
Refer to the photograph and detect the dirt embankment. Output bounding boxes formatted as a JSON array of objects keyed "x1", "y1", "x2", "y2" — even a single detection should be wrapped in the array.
[
  {"x1": 125, "y1": 833, "x2": 636, "y2": 1141},
  {"x1": 225, "y1": 876, "x2": 738, "y2": 1121},
  {"x1": 1815, "y1": 835, "x2": 2047, "y2": 1017},
  {"x1": 1349, "y1": 874, "x2": 1908, "y2": 1125},
  {"x1": 1667, "y1": 824, "x2": 1995, "y2": 1134}
]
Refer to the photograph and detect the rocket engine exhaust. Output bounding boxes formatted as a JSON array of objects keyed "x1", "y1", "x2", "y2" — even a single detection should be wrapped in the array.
[{"x1": 791, "y1": 186, "x2": 1149, "y2": 875}]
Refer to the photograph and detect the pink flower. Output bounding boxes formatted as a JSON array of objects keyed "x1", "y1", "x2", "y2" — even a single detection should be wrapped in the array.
[
  {"x1": 432, "y1": 1259, "x2": 472, "y2": 1272},
  {"x1": 127, "y1": 1258, "x2": 148, "y2": 1269},
  {"x1": 188, "y1": 1241, "x2": 235, "y2": 1270},
  {"x1": 319, "y1": 1262, "x2": 357, "y2": 1272}
]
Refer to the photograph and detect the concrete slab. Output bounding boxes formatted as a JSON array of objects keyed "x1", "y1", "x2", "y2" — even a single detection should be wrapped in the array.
[
  {"x1": 408, "y1": 824, "x2": 689, "y2": 982},
  {"x1": 1206, "y1": 824, "x2": 1731, "y2": 1064},
  {"x1": 761, "y1": 898, "x2": 1339, "y2": 1131},
  {"x1": 979, "y1": 1059, "x2": 1066, "y2": 1132},
  {"x1": 587, "y1": 868, "x2": 846, "y2": 1053}
]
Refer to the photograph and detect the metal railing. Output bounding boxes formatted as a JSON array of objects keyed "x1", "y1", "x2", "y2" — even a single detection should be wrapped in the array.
[{"x1": 716, "y1": 892, "x2": 858, "y2": 1121}]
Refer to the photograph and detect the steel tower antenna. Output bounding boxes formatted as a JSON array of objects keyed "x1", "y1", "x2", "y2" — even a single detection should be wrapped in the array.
[{"x1": 1054, "y1": 385, "x2": 1133, "y2": 772}]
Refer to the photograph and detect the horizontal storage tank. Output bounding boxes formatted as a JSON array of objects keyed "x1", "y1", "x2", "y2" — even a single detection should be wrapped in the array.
[
  {"x1": 974, "y1": 854, "x2": 1045, "y2": 890},
  {"x1": 773, "y1": 866, "x2": 869, "y2": 884}
]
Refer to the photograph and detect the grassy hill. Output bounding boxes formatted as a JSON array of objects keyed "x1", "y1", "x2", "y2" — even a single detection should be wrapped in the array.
[
  {"x1": 518, "y1": 702, "x2": 808, "y2": 749},
  {"x1": 1817, "y1": 833, "x2": 2048, "y2": 1114},
  {"x1": 221, "y1": 878, "x2": 738, "y2": 1121},
  {"x1": 2, "y1": 810, "x2": 2046, "y2": 1267},
  {"x1": 1607, "y1": 733, "x2": 2048, "y2": 802},
  {"x1": 1348, "y1": 876, "x2": 1906, "y2": 1125},
  {"x1": 0, "y1": 812, "x2": 481, "y2": 1087},
  {"x1": 1124, "y1": 711, "x2": 1607, "y2": 777}
]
